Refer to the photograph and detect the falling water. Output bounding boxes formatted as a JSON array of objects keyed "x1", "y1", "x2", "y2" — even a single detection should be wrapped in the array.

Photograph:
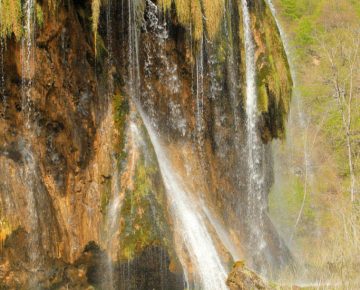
[
  {"x1": 106, "y1": 0, "x2": 114, "y2": 96},
  {"x1": 127, "y1": 0, "x2": 141, "y2": 100},
  {"x1": 103, "y1": 157, "x2": 121, "y2": 289},
  {"x1": 265, "y1": 0, "x2": 307, "y2": 129},
  {"x1": 241, "y1": 0, "x2": 268, "y2": 269},
  {"x1": 20, "y1": 1, "x2": 42, "y2": 285},
  {"x1": 17, "y1": 143, "x2": 44, "y2": 290},
  {"x1": 0, "y1": 1, "x2": 6, "y2": 116},
  {"x1": 104, "y1": 116, "x2": 141, "y2": 289},
  {"x1": 125, "y1": 1, "x2": 228, "y2": 288},
  {"x1": 0, "y1": 37, "x2": 5, "y2": 115},
  {"x1": 137, "y1": 106, "x2": 228, "y2": 290},
  {"x1": 195, "y1": 36, "x2": 205, "y2": 143},
  {"x1": 202, "y1": 203, "x2": 241, "y2": 261},
  {"x1": 21, "y1": 0, "x2": 35, "y2": 126},
  {"x1": 265, "y1": 0, "x2": 313, "y2": 242}
]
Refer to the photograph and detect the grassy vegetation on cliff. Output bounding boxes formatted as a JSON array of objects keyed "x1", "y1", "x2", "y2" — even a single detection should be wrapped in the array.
[
  {"x1": 160, "y1": 0, "x2": 225, "y2": 40},
  {"x1": 245, "y1": 0, "x2": 293, "y2": 140},
  {"x1": 0, "y1": 0, "x2": 22, "y2": 39},
  {"x1": 0, "y1": 0, "x2": 49, "y2": 39},
  {"x1": 0, "y1": 214, "x2": 12, "y2": 250},
  {"x1": 118, "y1": 124, "x2": 173, "y2": 262},
  {"x1": 113, "y1": 92, "x2": 129, "y2": 162}
]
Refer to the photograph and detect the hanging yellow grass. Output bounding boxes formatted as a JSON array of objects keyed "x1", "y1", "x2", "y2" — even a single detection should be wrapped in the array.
[
  {"x1": 203, "y1": 0, "x2": 224, "y2": 39},
  {"x1": 174, "y1": 0, "x2": 192, "y2": 25},
  {"x1": 159, "y1": 0, "x2": 172, "y2": 12},
  {"x1": 47, "y1": 0, "x2": 58, "y2": 14},
  {"x1": 190, "y1": 0, "x2": 203, "y2": 40},
  {"x1": 91, "y1": 0, "x2": 101, "y2": 55},
  {"x1": 0, "y1": 218, "x2": 12, "y2": 250},
  {"x1": 159, "y1": 0, "x2": 224, "y2": 40},
  {"x1": 0, "y1": 0, "x2": 22, "y2": 40}
]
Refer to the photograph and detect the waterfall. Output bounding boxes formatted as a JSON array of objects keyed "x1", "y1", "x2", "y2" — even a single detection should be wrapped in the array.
[
  {"x1": 241, "y1": 0, "x2": 268, "y2": 270},
  {"x1": 126, "y1": 1, "x2": 229, "y2": 288},
  {"x1": 19, "y1": 1, "x2": 43, "y2": 285},
  {"x1": 137, "y1": 106, "x2": 228, "y2": 290},
  {"x1": 103, "y1": 155, "x2": 121, "y2": 290},
  {"x1": 21, "y1": 0, "x2": 34, "y2": 126},
  {"x1": 265, "y1": 0, "x2": 307, "y2": 128},
  {"x1": 195, "y1": 35, "x2": 205, "y2": 143},
  {"x1": 265, "y1": 0, "x2": 313, "y2": 243},
  {"x1": 0, "y1": 37, "x2": 5, "y2": 116},
  {"x1": 201, "y1": 203, "x2": 241, "y2": 262},
  {"x1": 104, "y1": 116, "x2": 140, "y2": 289}
]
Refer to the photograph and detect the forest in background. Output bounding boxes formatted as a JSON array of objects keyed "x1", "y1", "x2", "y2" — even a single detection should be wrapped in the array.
[{"x1": 269, "y1": 0, "x2": 360, "y2": 286}]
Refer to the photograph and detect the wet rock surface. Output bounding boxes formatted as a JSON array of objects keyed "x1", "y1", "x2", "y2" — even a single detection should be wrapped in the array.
[
  {"x1": 0, "y1": 0, "x2": 293, "y2": 287},
  {"x1": 0, "y1": 230, "x2": 183, "y2": 290}
]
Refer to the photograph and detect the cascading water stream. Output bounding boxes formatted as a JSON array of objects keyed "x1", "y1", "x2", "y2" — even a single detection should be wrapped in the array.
[
  {"x1": 104, "y1": 116, "x2": 141, "y2": 289},
  {"x1": 0, "y1": 0, "x2": 3, "y2": 107},
  {"x1": 137, "y1": 106, "x2": 228, "y2": 290},
  {"x1": 201, "y1": 203, "x2": 241, "y2": 262},
  {"x1": 0, "y1": 36, "x2": 5, "y2": 113},
  {"x1": 0, "y1": 42, "x2": 5, "y2": 118},
  {"x1": 241, "y1": 0, "x2": 268, "y2": 270},
  {"x1": 20, "y1": 1, "x2": 43, "y2": 283},
  {"x1": 265, "y1": 0, "x2": 308, "y2": 130},
  {"x1": 22, "y1": 0, "x2": 35, "y2": 126},
  {"x1": 265, "y1": 0, "x2": 313, "y2": 242},
  {"x1": 126, "y1": 1, "x2": 229, "y2": 288},
  {"x1": 195, "y1": 35, "x2": 205, "y2": 143},
  {"x1": 103, "y1": 155, "x2": 121, "y2": 289}
]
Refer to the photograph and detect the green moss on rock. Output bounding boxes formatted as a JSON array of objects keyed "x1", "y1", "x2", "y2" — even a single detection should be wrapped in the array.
[
  {"x1": 118, "y1": 122, "x2": 174, "y2": 263},
  {"x1": 113, "y1": 92, "x2": 129, "y2": 163},
  {"x1": 251, "y1": 0, "x2": 293, "y2": 141}
]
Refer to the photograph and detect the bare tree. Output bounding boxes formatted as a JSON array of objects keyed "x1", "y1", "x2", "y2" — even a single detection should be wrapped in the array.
[{"x1": 318, "y1": 26, "x2": 360, "y2": 202}]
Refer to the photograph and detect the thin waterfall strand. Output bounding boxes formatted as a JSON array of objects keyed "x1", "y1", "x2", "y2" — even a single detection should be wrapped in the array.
[
  {"x1": 21, "y1": 0, "x2": 34, "y2": 127},
  {"x1": 137, "y1": 106, "x2": 228, "y2": 290},
  {"x1": 127, "y1": 2, "x2": 228, "y2": 287},
  {"x1": 265, "y1": 0, "x2": 313, "y2": 242},
  {"x1": 241, "y1": 0, "x2": 267, "y2": 263}
]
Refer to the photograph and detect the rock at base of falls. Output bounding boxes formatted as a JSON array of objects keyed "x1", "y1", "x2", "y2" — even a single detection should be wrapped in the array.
[
  {"x1": 0, "y1": 229, "x2": 184, "y2": 290},
  {"x1": 227, "y1": 261, "x2": 269, "y2": 290}
]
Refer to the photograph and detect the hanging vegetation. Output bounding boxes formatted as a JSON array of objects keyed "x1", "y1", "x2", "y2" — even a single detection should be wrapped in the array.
[
  {"x1": 160, "y1": 0, "x2": 225, "y2": 40},
  {"x1": 0, "y1": 0, "x2": 22, "y2": 40},
  {"x1": 91, "y1": 0, "x2": 101, "y2": 54}
]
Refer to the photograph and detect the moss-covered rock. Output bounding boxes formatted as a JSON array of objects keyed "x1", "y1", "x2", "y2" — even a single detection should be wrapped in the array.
[
  {"x1": 251, "y1": 0, "x2": 293, "y2": 141},
  {"x1": 118, "y1": 120, "x2": 176, "y2": 264}
]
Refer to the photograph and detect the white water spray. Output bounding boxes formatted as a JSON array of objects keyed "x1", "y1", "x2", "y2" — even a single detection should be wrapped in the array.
[
  {"x1": 21, "y1": 0, "x2": 35, "y2": 127},
  {"x1": 20, "y1": 2, "x2": 42, "y2": 284},
  {"x1": 241, "y1": 0, "x2": 268, "y2": 264},
  {"x1": 137, "y1": 106, "x2": 228, "y2": 290},
  {"x1": 0, "y1": 37, "x2": 5, "y2": 115},
  {"x1": 104, "y1": 157, "x2": 121, "y2": 289},
  {"x1": 125, "y1": 2, "x2": 229, "y2": 287},
  {"x1": 265, "y1": 0, "x2": 313, "y2": 242},
  {"x1": 202, "y1": 204, "x2": 241, "y2": 261},
  {"x1": 104, "y1": 117, "x2": 142, "y2": 289},
  {"x1": 196, "y1": 35, "x2": 205, "y2": 141}
]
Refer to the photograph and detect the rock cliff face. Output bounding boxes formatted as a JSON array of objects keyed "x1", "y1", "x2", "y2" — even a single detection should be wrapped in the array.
[{"x1": 0, "y1": 0, "x2": 292, "y2": 288}]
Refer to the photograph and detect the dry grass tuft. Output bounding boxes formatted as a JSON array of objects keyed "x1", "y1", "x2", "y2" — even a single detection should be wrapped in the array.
[
  {"x1": 203, "y1": 0, "x2": 224, "y2": 39},
  {"x1": 159, "y1": 0, "x2": 225, "y2": 40},
  {"x1": 0, "y1": 0, "x2": 22, "y2": 40}
]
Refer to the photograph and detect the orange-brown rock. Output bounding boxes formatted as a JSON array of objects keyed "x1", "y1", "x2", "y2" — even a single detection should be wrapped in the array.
[{"x1": 227, "y1": 261, "x2": 269, "y2": 290}]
